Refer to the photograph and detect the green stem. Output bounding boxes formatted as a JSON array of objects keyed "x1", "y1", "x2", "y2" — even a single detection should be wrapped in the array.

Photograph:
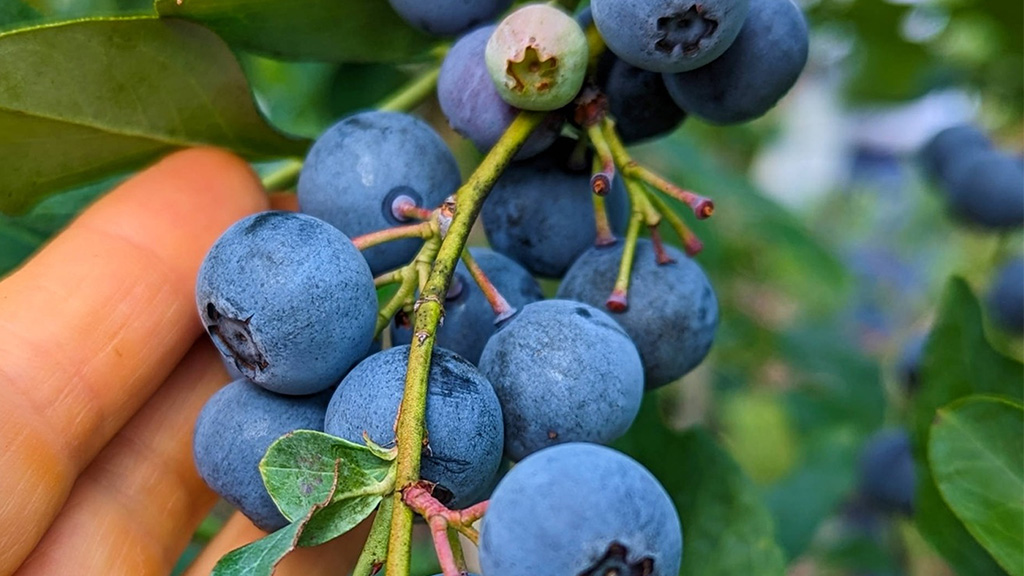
[
  {"x1": 448, "y1": 528, "x2": 468, "y2": 573},
  {"x1": 352, "y1": 498, "x2": 394, "y2": 576},
  {"x1": 260, "y1": 158, "x2": 303, "y2": 192},
  {"x1": 645, "y1": 189, "x2": 704, "y2": 256},
  {"x1": 377, "y1": 66, "x2": 442, "y2": 113},
  {"x1": 383, "y1": 110, "x2": 547, "y2": 576},
  {"x1": 376, "y1": 267, "x2": 419, "y2": 337},
  {"x1": 608, "y1": 211, "x2": 643, "y2": 311}
]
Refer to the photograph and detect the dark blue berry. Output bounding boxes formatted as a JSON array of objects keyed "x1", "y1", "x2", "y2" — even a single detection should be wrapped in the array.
[
  {"x1": 556, "y1": 239, "x2": 719, "y2": 388},
  {"x1": 596, "y1": 52, "x2": 687, "y2": 144},
  {"x1": 323, "y1": 346, "x2": 503, "y2": 508},
  {"x1": 945, "y1": 150, "x2": 1024, "y2": 230},
  {"x1": 298, "y1": 111, "x2": 461, "y2": 275},
  {"x1": 478, "y1": 300, "x2": 644, "y2": 461},
  {"x1": 919, "y1": 124, "x2": 992, "y2": 186},
  {"x1": 858, "y1": 429, "x2": 915, "y2": 515},
  {"x1": 481, "y1": 152, "x2": 629, "y2": 278},
  {"x1": 591, "y1": 0, "x2": 750, "y2": 73},
  {"x1": 662, "y1": 0, "x2": 808, "y2": 124},
  {"x1": 480, "y1": 443, "x2": 682, "y2": 576},
  {"x1": 196, "y1": 212, "x2": 377, "y2": 395},
  {"x1": 193, "y1": 380, "x2": 332, "y2": 532},
  {"x1": 390, "y1": 247, "x2": 543, "y2": 365}
]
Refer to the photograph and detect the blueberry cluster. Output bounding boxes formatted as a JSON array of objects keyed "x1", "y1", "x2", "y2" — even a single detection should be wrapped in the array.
[{"x1": 189, "y1": 0, "x2": 814, "y2": 572}]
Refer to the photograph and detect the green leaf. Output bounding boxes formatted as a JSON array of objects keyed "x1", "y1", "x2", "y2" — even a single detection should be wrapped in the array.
[
  {"x1": 616, "y1": 398, "x2": 787, "y2": 576},
  {"x1": 0, "y1": 177, "x2": 118, "y2": 277},
  {"x1": 154, "y1": 0, "x2": 437, "y2": 63},
  {"x1": 0, "y1": 0, "x2": 40, "y2": 30},
  {"x1": 763, "y1": 427, "x2": 861, "y2": 560},
  {"x1": 299, "y1": 494, "x2": 382, "y2": 547},
  {"x1": 260, "y1": 430, "x2": 393, "y2": 523},
  {"x1": 211, "y1": 520, "x2": 304, "y2": 576},
  {"x1": 910, "y1": 277, "x2": 1023, "y2": 574},
  {"x1": 0, "y1": 17, "x2": 307, "y2": 214},
  {"x1": 930, "y1": 396, "x2": 1024, "y2": 576},
  {"x1": 238, "y1": 55, "x2": 412, "y2": 139}
]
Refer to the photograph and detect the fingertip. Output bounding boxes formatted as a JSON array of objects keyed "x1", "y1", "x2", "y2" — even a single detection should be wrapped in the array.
[{"x1": 81, "y1": 147, "x2": 269, "y2": 239}]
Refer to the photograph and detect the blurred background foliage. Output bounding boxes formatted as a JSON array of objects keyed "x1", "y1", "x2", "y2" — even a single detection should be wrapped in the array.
[{"x1": 0, "y1": 0, "x2": 1021, "y2": 575}]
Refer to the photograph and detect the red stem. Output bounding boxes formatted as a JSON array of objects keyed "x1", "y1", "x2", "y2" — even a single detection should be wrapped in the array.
[{"x1": 461, "y1": 250, "x2": 517, "y2": 323}]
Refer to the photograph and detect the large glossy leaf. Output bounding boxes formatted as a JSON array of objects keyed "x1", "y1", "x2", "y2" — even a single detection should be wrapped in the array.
[
  {"x1": 154, "y1": 0, "x2": 437, "y2": 63},
  {"x1": 910, "y1": 277, "x2": 1023, "y2": 574},
  {"x1": 617, "y1": 399, "x2": 787, "y2": 576},
  {"x1": 0, "y1": 17, "x2": 306, "y2": 214},
  {"x1": 0, "y1": 0, "x2": 39, "y2": 30},
  {"x1": 930, "y1": 396, "x2": 1024, "y2": 576}
]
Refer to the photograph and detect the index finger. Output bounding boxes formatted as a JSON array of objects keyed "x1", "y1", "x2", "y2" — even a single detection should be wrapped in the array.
[{"x1": 0, "y1": 148, "x2": 268, "y2": 574}]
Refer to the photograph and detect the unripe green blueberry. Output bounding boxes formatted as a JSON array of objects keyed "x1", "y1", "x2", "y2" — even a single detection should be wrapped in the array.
[{"x1": 485, "y1": 4, "x2": 588, "y2": 111}]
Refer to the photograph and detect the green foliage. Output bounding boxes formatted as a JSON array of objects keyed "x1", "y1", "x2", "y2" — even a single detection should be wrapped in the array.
[
  {"x1": 911, "y1": 277, "x2": 1023, "y2": 574},
  {"x1": 239, "y1": 55, "x2": 414, "y2": 139},
  {"x1": 0, "y1": 0, "x2": 39, "y2": 30},
  {"x1": 617, "y1": 398, "x2": 788, "y2": 576},
  {"x1": 153, "y1": 0, "x2": 438, "y2": 63},
  {"x1": 930, "y1": 395, "x2": 1024, "y2": 576},
  {"x1": 259, "y1": 430, "x2": 394, "y2": 547},
  {"x1": 211, "y1": 518, "x2": 305, "y2": 576},
  {"x1": 0, "y1": 17, "x2": 306, "y2": 214},
  {"x1": 0, "y1": 177, "x2": 118, "y2": 277}
]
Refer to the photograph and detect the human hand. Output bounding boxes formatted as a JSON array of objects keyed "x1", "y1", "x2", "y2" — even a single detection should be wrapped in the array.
[{"x1": 0, "y1": 149, "x2": 366, "y2": 576}]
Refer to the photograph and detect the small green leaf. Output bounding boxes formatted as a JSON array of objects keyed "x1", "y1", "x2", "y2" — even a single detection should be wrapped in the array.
[
  {"x1": 211, "y1": 520, "x2": 304, "y2": 576},
  {"x1": 260, "y1": 430, "x2": 393, "y2": 522},
  {"x1": 213, "y1": 461, "x2": 343, "y2": 576},
  {"x1": 299, "y1": 494, "x2": 382, "y2": 547},
  {"x1": 930, "y1": 396, "x2": 1024, "y2": 576},
  {"x1": 616, "y1": 398, "x2": 787, "y2": 576},
  {"x1": 0, "y1": 17, "x2": 307, "y2": 214},
  {"x1": 910, "y1": 277, "x2": 1023, "y2": 575},
  {"x1": 154, "y1": 0, "x2": 437, "y2": 63}
]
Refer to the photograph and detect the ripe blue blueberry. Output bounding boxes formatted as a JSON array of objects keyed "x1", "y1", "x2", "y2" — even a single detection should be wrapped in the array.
[
  {"x1": 987, "y1": 258, "x2": 1024, "y2": 334},
  {"x1": 919, "y1": 124, "x2": 991, "y2": 187},
  {"x1": 481, "y1": 150, "x2": 629, "y2": 278},
  {"x1": 388, "y1": 0, "x2": 512, "y2": 36},
  {"x1": 557, "y1": 239, "x2": 719, "y2": 388},
  {"x1": 480, "y1": 443, "x2": 683, "y2": 576},
  {"x1": 596, "y1": 52, "x2": 687, "y2": 144},
  {"x1": 391, "y1": 247, "x2": 543, "y2": 365},
  {"x1": 479, "y1": 300, "x2": 644, "y2": 461},
  {"x1": 439, "y1": 25, "x2": 560, "y2": 159},
  {"x1": 858, "y1": 429, "x2": 915, "y2": 515},
  {"x1": 193, "y1": 379, "x2": 333, "y2": 532},
  {"x1": 297, "y1": 111, "x2": 461, "y2": 275},
  {"x1": 945, "y1": 149, "x2": 1024, "y2": 230},
  {"x1": 196, "y1": 212, "x2": 377, "y2": 395},
  {"x1": 591, "y1": 0, "x2": 750, "y2": 73},
  {"x1": 662, "y1": 0, "x2": 808, "y2": 124},
  {"x1": 324, "y1": 346, "x2": 503, "y2": 508}
]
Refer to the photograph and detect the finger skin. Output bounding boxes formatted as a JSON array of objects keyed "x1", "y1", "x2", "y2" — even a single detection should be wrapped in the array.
[
  {"x1": 183, "y1": 513, "x2": 370, "y2": 576},
  {"x1": 0, "y1": 148, "x2": 268, "y2": 574},
  {"x1": 16, "y1": 340, "x2": 226, "y2": 576}
]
